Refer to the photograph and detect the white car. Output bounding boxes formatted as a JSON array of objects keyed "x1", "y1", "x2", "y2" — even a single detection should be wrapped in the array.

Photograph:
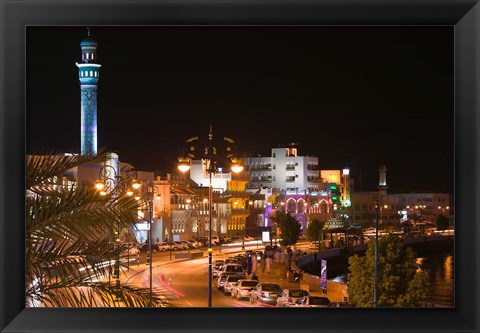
[
  {"x1": 217, "y1": 272, "x2": 238, "y2": 291},
  {"x1": 231, "y1": 279, "x2": 258, "y2": 300},
  {"x1": 291, "y1": 296, "x2": 331, "y2": 308},
  {"x1": 276, "y1": 288, "x2": 310, "y2": 307},
  {"x1": 156, "y1": 242, "x2": 170, "y2": 251},
  {"x1": 222, "y1": 264, "x2": 244, "y2": 275},
  {"x1": 126, "y1": 247, "x2": 140, "y2": 256},
  {"x1": 223, "y1": 275, "x2": 247, "y2": 296},
  {"x1": 209, "y1": 236, "x2": 220, "y2": 246},
  {"x1": 212, "y1": 260, "x2": 224, "y2": 278}
]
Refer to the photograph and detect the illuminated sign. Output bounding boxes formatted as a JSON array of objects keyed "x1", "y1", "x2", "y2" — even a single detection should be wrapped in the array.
[{"x1": 262, "y1": 231, "x2": 270, "y2": 243}]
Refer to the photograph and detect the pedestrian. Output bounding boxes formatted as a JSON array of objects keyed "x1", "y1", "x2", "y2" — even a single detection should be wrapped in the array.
[
  {"x1": 342, "y1": 286, "x2": 349, "y2": 302},
  {"x1": 285, "y1": 247, "x2": 292, "y2": 269},
  {"x1": 260, "y1": 253, "x2": 266, "y2": 272},
  {"x1": 247, "y1": 254, "x2": 253, "y2": 276},
  {"x1": 266, "y1": 254, "x2": 272, "y2": 273},
  {"x1": 252, "y1": 253, "x2": 258, "y2": 275}
]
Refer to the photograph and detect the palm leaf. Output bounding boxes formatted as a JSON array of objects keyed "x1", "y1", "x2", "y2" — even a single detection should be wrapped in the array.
[{"x1": 26, "y1": 150, "x2": 161, "y2": 307}]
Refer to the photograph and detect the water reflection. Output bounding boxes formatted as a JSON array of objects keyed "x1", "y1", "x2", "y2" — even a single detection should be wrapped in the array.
[{"x1": 416, "y1": 251, "x2": 454, "y2": 306}]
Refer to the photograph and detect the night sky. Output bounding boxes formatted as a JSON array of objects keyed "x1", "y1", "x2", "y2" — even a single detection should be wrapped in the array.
[{"x1": 26, "y1": 26, "x2": 454, "y2": 194}]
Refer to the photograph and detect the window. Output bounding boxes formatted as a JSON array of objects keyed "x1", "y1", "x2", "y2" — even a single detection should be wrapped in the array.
[
  {"x1": 273, "y1": 153, "x2": 276, "y2": 157},
  {"x1": 94, "y1": 72, "x2": 98, "y2": 77},
  {"x1": 80, "y1": 71, "x2": 83, "y2": 77},
  {"x1": 90, "y1": 71, "x2": 93, "y2": 77}
]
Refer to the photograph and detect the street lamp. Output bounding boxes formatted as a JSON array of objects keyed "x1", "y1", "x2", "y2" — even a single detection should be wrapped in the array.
[
  {"x1": 177, "y1": 125, "x2": 243, "y2": 308},
  {"x1": 96, "y1": 161, "x2": 160, "y2": 306},
  {"x1": 95, "y1": 158, "x2": 138, "y2": 297},
  {"x1": 133, "y1": 180, "x2": 160, "y2": 307},
  {"x1": 438, "y1": 205, "x2": 450, "y2": 214},
  {"x1": 374, "y1": 201, "x2": 379, "y2": 307}
]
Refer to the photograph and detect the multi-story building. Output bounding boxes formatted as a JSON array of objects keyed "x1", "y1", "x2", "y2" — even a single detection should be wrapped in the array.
[
  {"x1": 243, "y1": 145, "x2": 321, "y2": 193},
  {"x1": 243, "y1": 145, "x2": 353, "y2": 233}
]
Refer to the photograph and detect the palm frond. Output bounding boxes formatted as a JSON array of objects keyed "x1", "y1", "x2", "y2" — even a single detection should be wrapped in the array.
[
  {"x1": 26, "y1": 149, "x2": 158, "y2": 307},
  {"x1": 26, "y1": 149, "x2": 108, "y2": 191}
]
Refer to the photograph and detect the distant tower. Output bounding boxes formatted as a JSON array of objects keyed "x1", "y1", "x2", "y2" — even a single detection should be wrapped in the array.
[
  {"x1": 378, "y1": 164, "x2": 388, "y2": 197},
  {"x1": 342, "y1": 168, "x2": 351, "y2": 207},
  {"x1": 76, "y1": 27, "x2": 101, "y2": 156}
]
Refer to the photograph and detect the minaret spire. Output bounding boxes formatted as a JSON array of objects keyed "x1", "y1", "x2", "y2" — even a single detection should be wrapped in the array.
[{"x1": 76, "y1": 27, "x2": 101, "y2": 155}]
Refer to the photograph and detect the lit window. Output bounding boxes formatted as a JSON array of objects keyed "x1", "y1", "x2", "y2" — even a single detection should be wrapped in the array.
[
  {"x1": 80, "y1": 71, "x2": 83, "y2": 77},
  {"x1": 94, "y1": 72, "x2": 97, "y2": 77},
  {"x1": 90, "y1": 71, "x2": 93, "y2": 77},
  {"x1": 86, "y1": 53, "x2": 89, "y2": 60}
]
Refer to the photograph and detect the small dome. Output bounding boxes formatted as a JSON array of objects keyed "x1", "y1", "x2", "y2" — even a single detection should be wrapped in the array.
[{"x1": 80, "y1": 36, "x2": 97, "y2": 47}]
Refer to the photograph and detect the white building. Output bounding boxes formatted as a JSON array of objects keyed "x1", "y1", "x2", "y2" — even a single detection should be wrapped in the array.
[{"x1": 244, "y1": 145, "x2": 321, "y2": 194}]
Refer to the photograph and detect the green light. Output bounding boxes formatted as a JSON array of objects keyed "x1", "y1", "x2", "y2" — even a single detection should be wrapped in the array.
[
  {"x1": 330, "y1": 186, "x2": 337, "y2": 190},
  {"x1": 332, "y1": 196, "x2": 338, "y2": 201}
]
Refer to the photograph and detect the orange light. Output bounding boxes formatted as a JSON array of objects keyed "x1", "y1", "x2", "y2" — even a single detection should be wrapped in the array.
[
  {"x1": 178, "y1": 157, "x2": 191, "y2": 173},
  {"x1": 231, "y1": 157, "x2": 244, "y2": 173},
  {"x1": 132, "y1": 180, "x2": 141, "y2": 189},
  {"x1": 95, "y1": 180, "x2": 105, "y2": 190}
]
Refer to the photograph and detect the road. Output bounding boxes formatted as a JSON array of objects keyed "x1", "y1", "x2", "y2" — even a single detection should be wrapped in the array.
[{"x1": 124, "y1": 241, "x2": 297, "y2": 307}]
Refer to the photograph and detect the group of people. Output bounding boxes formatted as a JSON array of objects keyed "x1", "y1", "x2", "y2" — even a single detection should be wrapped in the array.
[{"x1": 249, "y1": 243, "x2": 304, "y2": 275}]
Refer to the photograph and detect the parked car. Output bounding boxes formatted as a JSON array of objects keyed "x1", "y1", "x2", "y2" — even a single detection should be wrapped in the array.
[
  {"x1": 174, "y1": 241, "x2": 188, "y2": 250},
  {"x1": 291, "y1": 296, "x2": 331, "y2": 308},
  {"x1": 223, "y1": 275, "x2": 247, "y2": 296},
  {"x1": 213, "y1": 259, "x2": 225, "y2": 278},
  {"x1": 187, "y1": 239, "x2": 199, "y2": 248},
  {"x1": 217, "y1": 272, "x2": 242, "y2": 291},
  {"x1": 224, "y1": 258, "x2": 240, "y2": 265},
  {"x1": 121, "y1": 242, "x2": 139, "y2": 249},
  {"x1": 250, "y1": 282, "x2": 283, "y2": 305},
  {"x1": 276, "y1": 288, "x2": 310, "y2": 307},
  {"x1": 121, "y1": 246, "x2": 140, "y2": 256},
  {"x1": 156, "y1": 242, "x2": 170, "y2": 251},
  {"x1": 209, "y1": 236, "x2": 220, "y2": 246},
  {"x1": 231, "y1": 279, "x2": 258, "y2": 300},
  {"x1": 327, "y1": 301, "x2": 355, "y2": 308},
  {"x1": 166, "y1": 241, "x2": 179, "y2": 250},
  {"x1": 180, "y1": 240, "x2": 195, "y2": 249},
  {"x1": 221, "y1": 235, "x2": 232, "y2": 243},
  {"x1": 222, "y1": 264, "x2": 244, "y2": 275},
  {"x1": 194, "y1": 237, "x2": 208, "y2": 247}
]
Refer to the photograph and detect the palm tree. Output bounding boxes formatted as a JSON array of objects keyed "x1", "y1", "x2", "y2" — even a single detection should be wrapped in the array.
[{"x1": 26, "y1": 151, "x2": 162, "y2": 307}]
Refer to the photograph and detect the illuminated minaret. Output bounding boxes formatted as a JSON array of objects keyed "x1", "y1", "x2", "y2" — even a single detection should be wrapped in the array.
[
  {"x1": 342, "y1": 168, "x2": 351, "y2": 207},
  {"x1": 76, "y1": 27, "x2": 101, "y2": 156},
  {"x1": 378, "y1": 164, "x2": 388, "y2": 198}
]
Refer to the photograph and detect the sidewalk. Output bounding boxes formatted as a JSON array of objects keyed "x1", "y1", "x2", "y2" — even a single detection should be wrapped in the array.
[{"x1": 253, "y1": 259, "x2": 343, "y2": 302}]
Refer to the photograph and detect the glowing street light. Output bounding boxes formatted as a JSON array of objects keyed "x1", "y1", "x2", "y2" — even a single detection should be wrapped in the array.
[{"x1": 177, "y1": 125, "x2": 243, "y2": 308}]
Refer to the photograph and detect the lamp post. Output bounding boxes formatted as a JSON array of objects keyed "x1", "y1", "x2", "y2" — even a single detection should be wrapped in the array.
[
  {"x1": 374, "y1": 201, "x2": 379, "y2": 307},
  {"x1": 95, "y1": 159, "x2": 140, "y2": 296},
  {"x1": 96, "y1": 161, "x2": 160, "y2": 306},
  {"x1": 177, "y1": 125, "x2": 243, "y2": 308},
  {"x1": 134, "y1": 180, "x2": 160, "y2": 307}
]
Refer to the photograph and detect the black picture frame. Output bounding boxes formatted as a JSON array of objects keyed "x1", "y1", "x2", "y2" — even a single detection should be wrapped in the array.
[{"x1": 1, "y1": 1, "x2": 478, "y2": 332}]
